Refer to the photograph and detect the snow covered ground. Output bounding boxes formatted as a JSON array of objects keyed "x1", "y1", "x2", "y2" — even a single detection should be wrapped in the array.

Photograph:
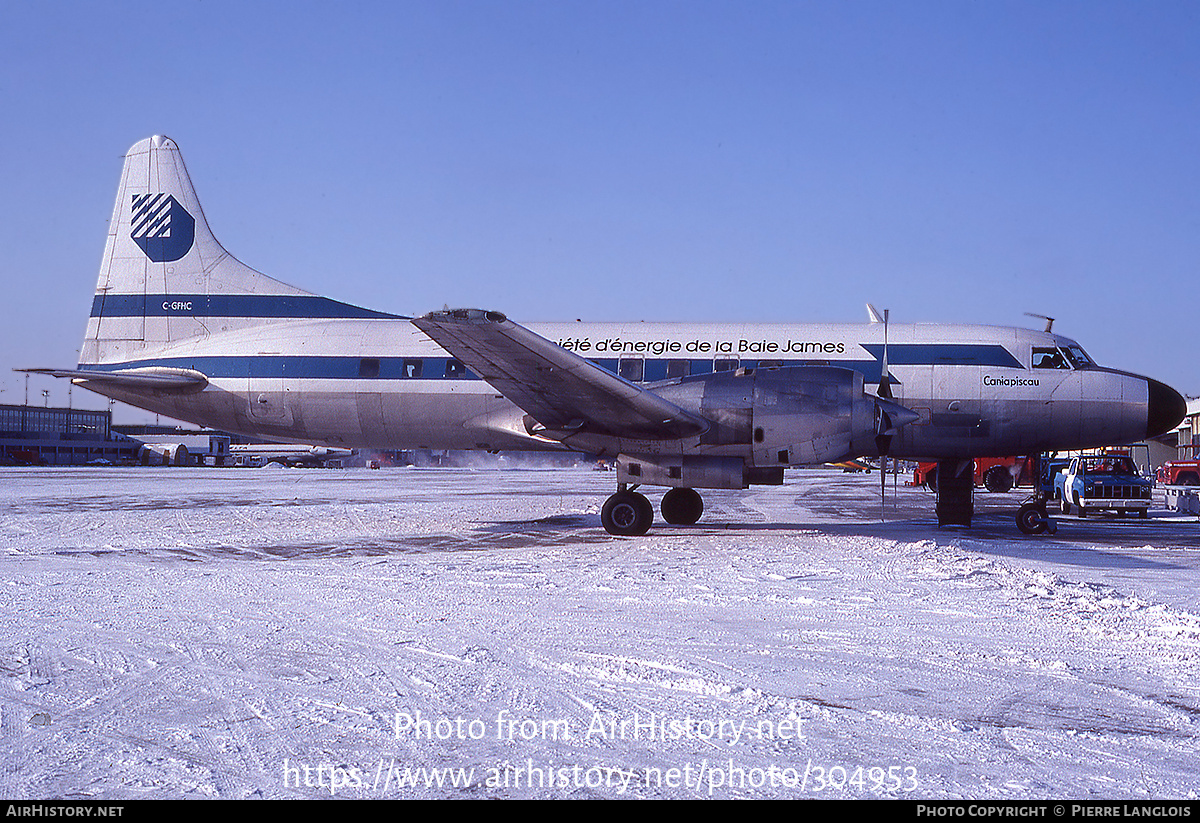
[{"x1": 1, "y1": 465, "x2": 1197, "y2": 799}]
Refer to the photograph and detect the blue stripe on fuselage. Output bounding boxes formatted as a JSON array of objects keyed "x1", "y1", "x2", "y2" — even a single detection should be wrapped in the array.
[
  {"x1": 90, "y1": 294, "x2": 406, "y2": 320},
  {"x1": 81, "y1": 356, "x2": 469, "y2": 380},
  {"x1": 80, "y1": 346, "x2": 1022, "y2": 383},
  {"x1": 81, "y1": 352, "x2": 1021, "y2": 384}
]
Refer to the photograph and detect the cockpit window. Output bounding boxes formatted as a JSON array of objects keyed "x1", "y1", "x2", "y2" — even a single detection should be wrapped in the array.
[
  {"x1": 1032, "y1": 347, "x2": 1070, "y2": 369},
  {"x1": 1062, "y1": 345, "x2": 1093, "y2": 369}
]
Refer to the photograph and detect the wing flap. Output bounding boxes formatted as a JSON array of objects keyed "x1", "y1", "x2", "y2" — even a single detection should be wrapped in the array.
[{"x1": 412, "y1": 309, "x2": 708, "y2": 440}]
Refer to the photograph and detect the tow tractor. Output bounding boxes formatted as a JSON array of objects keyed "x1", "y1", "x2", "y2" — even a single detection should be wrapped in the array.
[{"x1": 1016, "y1": 454, "x2": 1067, "y2": 535}]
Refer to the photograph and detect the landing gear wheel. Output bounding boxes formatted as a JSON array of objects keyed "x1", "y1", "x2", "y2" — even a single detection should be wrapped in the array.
[
  {"x1": 1017, "y1": 503, "x2": 1048, "y2": 535},
  {"x1": 601, "y1": 491, "x2": 654, "y2": 536},
  {"x1": 1139, "y1": 509, "x2": 1148, "y2": 519},
  {"x1": 661, "y1": 487, "x2": 703, "y2": 525},
  {"x1": 984, "y1": 466, "x2": 1014, "y2": 493},
  {"x1": 1060, "y1": 498, "x2": 1071, "y2": 515}
]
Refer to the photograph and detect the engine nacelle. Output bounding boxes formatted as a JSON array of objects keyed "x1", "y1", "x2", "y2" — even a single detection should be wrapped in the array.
[
  {"x1": 748, "y1": 366, "x2": 880, "y2": 466},
  {"x1": 656, "y1": 366, "x2": 907, "y2": 468}
]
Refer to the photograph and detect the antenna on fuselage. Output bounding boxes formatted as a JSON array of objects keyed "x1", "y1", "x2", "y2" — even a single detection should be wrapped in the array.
[{"x1": 1024, "y1": 313, "x2": 1055, "y2": 333}]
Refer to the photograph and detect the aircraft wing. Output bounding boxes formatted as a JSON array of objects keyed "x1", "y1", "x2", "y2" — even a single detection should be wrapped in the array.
[
  {"x1": 413, "y1": 309, "x2": 709, "y2": 440},
  {"x1": 17, "y1": 367, "x2": 208, "y2": 390}
]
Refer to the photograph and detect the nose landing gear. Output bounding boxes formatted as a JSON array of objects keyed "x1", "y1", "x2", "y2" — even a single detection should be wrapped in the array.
[{"x1": 1017, "y1": 501, "x2": 1057, "y2": 535}]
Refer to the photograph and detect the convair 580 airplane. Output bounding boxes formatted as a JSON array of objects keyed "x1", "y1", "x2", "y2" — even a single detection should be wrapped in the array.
[{"x1": 26, "y1": 136, "x2": 1187, "y2": 535}]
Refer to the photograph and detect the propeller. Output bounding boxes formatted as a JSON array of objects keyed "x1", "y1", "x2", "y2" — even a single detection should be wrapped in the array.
[
  {"x1": 876, "y1": 309, "x2": 892, "y2": 514},
  {"x1": 865, "y1": 307, "x2": 919, "y2": 517},
  {"x1": 871, "y1": 310, "x2": 919, "y2": 515}
]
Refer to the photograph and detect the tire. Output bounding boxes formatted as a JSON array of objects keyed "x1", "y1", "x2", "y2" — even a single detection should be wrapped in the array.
[
  {"x1": 1017, "y1": 504, "x2": 1047, "y2": 535},
  {"x1": 661, "y1": 487, "x2": 703, "y2": 525},
  {"x1": 926, "y1": 468, "x2": 938, "y2": 492},
  {"x1": 983, "y1": 466, "x2": 1013, "y2": 494},
  {"x1": 1139, "y1": 509, "x2": 1148, "y2": 519},
  {"x1": 601, "y1": 491, "x2": 654, "y2": 536},
  {"x1": 1060, "y1": 498, "x2": 1071, "y2": 515}
]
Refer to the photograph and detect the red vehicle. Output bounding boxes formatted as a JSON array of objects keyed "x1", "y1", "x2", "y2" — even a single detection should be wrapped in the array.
[
  {"x1": 1157, "y1": 460, "x2": 1200, "y2": 486},
  {"x1": 914, "y1": 457, "x2": 1034, "y2": 493}
]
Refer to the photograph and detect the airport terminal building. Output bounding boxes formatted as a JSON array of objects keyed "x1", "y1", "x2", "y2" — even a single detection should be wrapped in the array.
[{"x1": 0, "y1": 403, "x2": 140, "y2": 466}]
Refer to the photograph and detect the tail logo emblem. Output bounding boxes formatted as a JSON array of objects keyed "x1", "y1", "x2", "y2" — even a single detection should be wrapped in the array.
[{"x1": 130, "y1": 194, "x2": 195, "y2": 262}]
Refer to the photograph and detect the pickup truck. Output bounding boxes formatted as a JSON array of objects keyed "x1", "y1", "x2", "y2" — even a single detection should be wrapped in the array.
[{"x1": 1059, "y1": 454, "x2": 1152, "y2": 518}]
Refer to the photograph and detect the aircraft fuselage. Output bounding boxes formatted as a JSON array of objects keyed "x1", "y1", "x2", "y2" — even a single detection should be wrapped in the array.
[{"x1": 79, "y1": 314, "x2": 1167, "y2": 464}]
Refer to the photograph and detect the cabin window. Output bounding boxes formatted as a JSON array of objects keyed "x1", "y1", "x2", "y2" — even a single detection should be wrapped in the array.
[
  {"x1": 666, "y1": 359, "x2": 690, "y2": 379},
  {"x1": 445, "y1": 359, "x2": 467, "y2": 379},
  {"x1": 619, "y1": 358, "x2": 644, "y2": 383},
  {"x1": 358, "y1": 358, "x2": 380, "y2": 378},
  {"x1": 715, "y1": 358, "x2": 739, "y2": 372},
  {"x1": 402, "y1": 358, "x2": 423, "y2": 379}
]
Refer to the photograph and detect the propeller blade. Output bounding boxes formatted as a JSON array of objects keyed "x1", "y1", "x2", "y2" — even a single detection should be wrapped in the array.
[
  {"x1": 877, "y1": 308, "x2": 892, "y2": 518},
  {"x1": 883, "y1": 451, "x2": 892, "y2": 515},
  {"x1": 878, "y1": 308, "x2": 893, "y2": 400}
]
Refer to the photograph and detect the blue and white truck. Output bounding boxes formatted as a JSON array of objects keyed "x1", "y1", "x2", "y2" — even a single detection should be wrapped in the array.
[{"x1": 1059, "y1": 452, "x2": 1153, "y2": 518}]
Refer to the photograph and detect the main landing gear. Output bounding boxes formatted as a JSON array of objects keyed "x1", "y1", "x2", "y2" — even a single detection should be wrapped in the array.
[{"x1": 600, "y1": 485, "x2": 704, "y2": 536}]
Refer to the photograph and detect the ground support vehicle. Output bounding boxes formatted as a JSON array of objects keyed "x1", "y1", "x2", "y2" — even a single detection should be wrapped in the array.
[
  {"x1": 914, "y1": 457, "x2": 1034, "y2": 493},
  {"x1": 1157, "y1": 460, "x2": 1200, "y2": 486},
  {"x1": 1059, "y1": 452, "x2": 1152, "y2": 518},
  {"x1": 1015, "y1": 453, "x2": 1062, "y2": 535}
]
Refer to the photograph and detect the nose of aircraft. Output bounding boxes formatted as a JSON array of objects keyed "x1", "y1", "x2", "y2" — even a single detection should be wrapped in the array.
[{"x1": 1147, "y1": 378, "x2": 1187, "y2": 438}]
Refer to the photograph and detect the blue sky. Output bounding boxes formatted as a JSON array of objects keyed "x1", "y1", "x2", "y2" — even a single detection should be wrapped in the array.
[{"x1": 1, "y1": 0, "x2": 1196, "y2": 420}]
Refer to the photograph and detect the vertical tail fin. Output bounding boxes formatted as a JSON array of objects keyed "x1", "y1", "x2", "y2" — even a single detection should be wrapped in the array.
[{"x1": 81, "y1": 135, "x2": 319, "y2": 366}]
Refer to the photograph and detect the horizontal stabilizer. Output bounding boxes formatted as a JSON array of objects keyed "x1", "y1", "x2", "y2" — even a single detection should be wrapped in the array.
[
  {"x1": 413, "y1": 309, "x2": 709, "y2": 441},
  {"x1": 17, "y1": 366, "x2": 209, "y2": 390}
]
